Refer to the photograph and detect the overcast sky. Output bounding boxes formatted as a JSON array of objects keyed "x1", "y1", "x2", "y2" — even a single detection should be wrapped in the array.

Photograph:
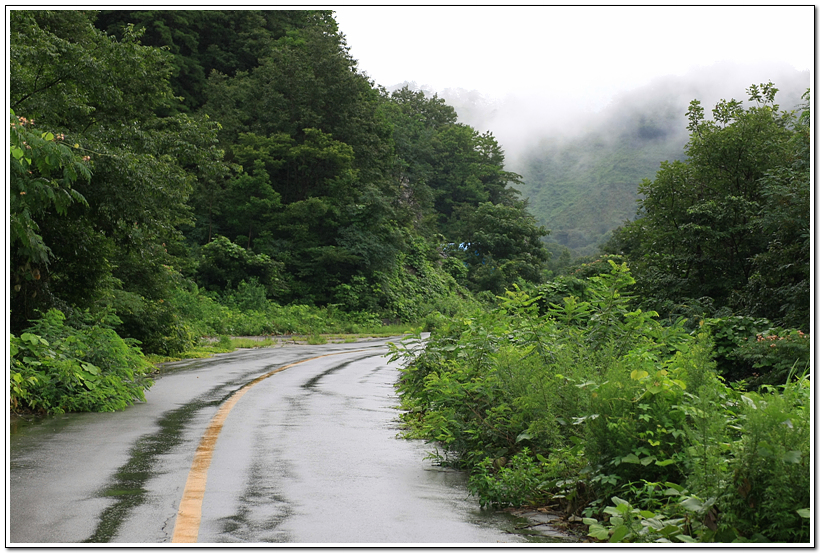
[{"x1": 334, "y1": 6, "x2": 813, "y2": 109}]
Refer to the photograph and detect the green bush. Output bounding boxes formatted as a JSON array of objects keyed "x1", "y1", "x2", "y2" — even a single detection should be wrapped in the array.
[
  {"x1": 223, "y1": 277, "x2": 269, "y2": 312},
  {"x1": 166, "y1": 276, "x2": 412, "y2": 340},
  {"x1": 197, "y1": 235, "x2": 285, "y2": 297},
  {"x1": 712, "y1": 376, "x2": 811, "y2": 542},
  {"x1": 10, "y1": 309, "x2": 154, "y2": 414},
  {"x1": 468, "y1": 444, "x2": 587, "y2": 509},
  {"x1": 111, "y1": 289, "x2": 196, "y2": 356},
  {"x1": 584, "y1": 495, "x2": 696, "y2": 543},
  {"x1": 468, "y1": 449, "x2": 549, "y2": 508},
  {"x1": 700, "y1": 317, "x2": 809, "y2": 387},
  {"x1": 733, "y1": 328, "x2": 809, "y2": 387},
  {"x1": 392, "y1": 261, "x2": 811, "y2": 543}
]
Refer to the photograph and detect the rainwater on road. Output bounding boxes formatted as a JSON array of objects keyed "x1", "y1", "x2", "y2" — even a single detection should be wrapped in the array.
[{"x1": 9, "y1": 338, "x2": 573, "y2": 544}]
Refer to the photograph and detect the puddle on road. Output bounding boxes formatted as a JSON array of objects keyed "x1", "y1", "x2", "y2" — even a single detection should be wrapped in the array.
[
  {"x1": 83, "y1": 399, "x2": 217, "y2": 543},
  {"x1": 10, "y1": 383, "x2": 250, "y2": 542}
]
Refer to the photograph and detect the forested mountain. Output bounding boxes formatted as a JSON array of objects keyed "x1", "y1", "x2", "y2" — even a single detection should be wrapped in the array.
[
  {"x1": 514, "y1": 65, "x2": 809, "y2": 256},
  {"x1": 400, "y1": 65, "x2": 809, "y2": 257},
  {"x1": 9, "y1": 9, "x2": 549, "y2": 352}
]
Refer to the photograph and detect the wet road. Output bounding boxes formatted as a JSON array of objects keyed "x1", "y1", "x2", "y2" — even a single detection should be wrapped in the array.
[{"x1": 9, "y1": 338, "x2": 561, "y2": 544}]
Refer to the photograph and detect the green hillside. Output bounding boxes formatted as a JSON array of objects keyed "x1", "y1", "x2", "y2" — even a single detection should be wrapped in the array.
[
  {"x1": 507, "y1": 66, "x2": 810, "y2": 257},
  {"x1": 519, "y1": 130, "x2": 686, "y2": 254}
]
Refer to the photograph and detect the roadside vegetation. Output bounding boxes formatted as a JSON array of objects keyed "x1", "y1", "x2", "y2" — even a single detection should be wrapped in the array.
[
  {"x1": 389, "y1": 261, "x2": 809, "y2": 543},
  {"x1": 389, "y1": 84, "x2": 811, "y2": 543}
]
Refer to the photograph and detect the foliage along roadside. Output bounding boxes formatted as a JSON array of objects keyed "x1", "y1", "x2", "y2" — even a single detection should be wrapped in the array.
[
  {"x1": 8, "y1": 299, "x2": 422, "y2": 415},
  {"x1": 387, "y1": 261, "x2": 810, "y2": 543},
  {"x1": 143, "y1": 328, "x2": 415, "y2": 365},
  {"x1": 10, "y1": 310, "x2": 154, "y2": 415}
]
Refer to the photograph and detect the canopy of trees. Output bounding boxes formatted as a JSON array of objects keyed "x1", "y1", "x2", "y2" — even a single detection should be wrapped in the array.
[{"x1": 9, "y1": 9, "x2": 550, "y2": 348}]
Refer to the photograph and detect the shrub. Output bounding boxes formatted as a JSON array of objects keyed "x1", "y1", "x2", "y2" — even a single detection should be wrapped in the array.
[
  {"x1": 700, "y1": 316, "x2": 809, "y2": 387},
  {"x1": 468, "y1": 449, "x2": 550, "y2": 508},
  {"x1": 111, "y1": 289, "x2": 196, "y2": 355},
  {"x1": 197, "y1": 235, "x2": 285, "y2": 297},
  {"x1": 10, "y1": 309, "x2": 154, "y2": 414},
  {"x1": 733, "y1": 328, "x2": 809, "y2": 387},
  {"x1": 223, "y1": 277, "x2": 269, "y2": 312},
  {"x1": 714, "y1": 376, "x2": 811, "y2": 542}
]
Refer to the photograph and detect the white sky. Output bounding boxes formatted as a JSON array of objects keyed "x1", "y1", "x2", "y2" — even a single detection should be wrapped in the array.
[{"x1": 334, "y1": 6, "x2": 814, "y2": 106}]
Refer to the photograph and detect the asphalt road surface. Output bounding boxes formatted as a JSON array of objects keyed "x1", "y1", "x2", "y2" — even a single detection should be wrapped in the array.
[{"x1": 9, "y1": 338, "x2": 561, "y2": 544}]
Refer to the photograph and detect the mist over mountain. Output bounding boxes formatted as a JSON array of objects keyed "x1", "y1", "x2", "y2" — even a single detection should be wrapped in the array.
[{"x1": 393, "y1": 61, "x2": 810, "y2": 256}]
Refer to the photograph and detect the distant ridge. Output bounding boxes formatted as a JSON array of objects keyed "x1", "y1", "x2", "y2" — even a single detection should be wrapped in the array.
[{"x1": 406, "y1": 62, "x2": 809, "y2": 257}]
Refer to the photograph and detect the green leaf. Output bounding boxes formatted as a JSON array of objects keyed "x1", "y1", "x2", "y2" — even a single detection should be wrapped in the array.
[
  {"x1": 680, "y1": 497, "x2": 704, "y2": 512},
  {"x1": 81, "y1": 362, "x2": 100, "y2": 375},
  {"x1": 796, "y1": 508, "x2": 810, "y2": 518},
  {"x1": 631, "y1": 369, "x2": 649, "y2": 380},
  {"x1": 610, "y1": 525, "x2": 630, "y2": 543},
  {"x1": 645, "y1": 517, "x2": 666, "y2": 531},
  {"x1": 655, "y1": 458, "x2": 676, "y2": 467},
  {"x1": 782, "y1": 450, "x2": 802, "y2": 464},
  {"x1": 676, "y1": 534, "x2": 697, "y2": 543},
  {"x1": 21, "y1": 332, "x2": 47, "y2": 346},
  {"x1": 515, "y1": 432, "x2": 532, "y2": 443},
  {"x1": 621, "y1": 453, "x2": 641, "y2": 464},
  {"x1": 588, "y1": 524, "x2": 610, "y2": 541}
]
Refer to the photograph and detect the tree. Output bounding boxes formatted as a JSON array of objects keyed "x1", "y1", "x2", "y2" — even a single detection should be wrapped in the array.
[
  {"x1": 94, "y1": 10, "x2": 321, "y2": 114},
  {"x1": 740, "y1": 90, "x2": 810, "y2": 329},
  {"x1": 382, "y1": 87, "x2": 460, "y2": 233},
  {"x1": 9, "y1": 110, "x2": 91, "y2": 324},
  {"x1": 604, "y1": 83, "x2": 808, "y2": 330},
  {"x1": 452, "y1": 201, "x2": 550, "y2": 294},
  {"x1": 197, "y1": 13, "x2": 401, "y2": 305},
  {"x1": 197, "y1": 236, "x2": 284, "y2": 296},
  {"x1": 9, "y1": 10, "x2": 226, "y2": 350}
]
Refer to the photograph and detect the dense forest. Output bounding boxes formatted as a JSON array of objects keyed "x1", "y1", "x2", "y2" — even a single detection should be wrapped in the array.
[
  {"x1": 9, "y1": 9, "x2": 547, "y2": 381},
  {"x1": 9, "y1": 9, "x2": 810, "y2": 543}
]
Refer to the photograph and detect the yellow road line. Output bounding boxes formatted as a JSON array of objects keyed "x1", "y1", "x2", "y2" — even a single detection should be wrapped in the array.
[{"x1": 171, "y1": 349, "x2": 367, "y2": 543}]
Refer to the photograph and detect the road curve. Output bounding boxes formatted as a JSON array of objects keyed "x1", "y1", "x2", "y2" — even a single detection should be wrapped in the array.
[{"x1": 9, "y1": 338, "x2": 554, "y2": 544}]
